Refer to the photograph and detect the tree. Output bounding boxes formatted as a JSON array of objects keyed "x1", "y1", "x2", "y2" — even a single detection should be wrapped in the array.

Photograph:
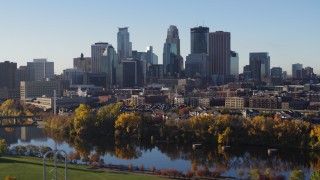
[
  {"x1": 74, "y1": 104, "x2": 93, "y2": 134},
  {"x1": 311, "y1": 170, "x2": 320, "y2": 180},
  {"x1": 114, "y1": 113, "x2": 141, "y2": 137},
  {"x1": 0, "y1": 99, "x2": 22, "y2": 116},
  {"x1": 0, "y1": 139, "x2": 9, "y2": 156}
]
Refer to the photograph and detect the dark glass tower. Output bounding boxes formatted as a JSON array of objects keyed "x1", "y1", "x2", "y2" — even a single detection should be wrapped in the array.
[{"x1": 191, "y1": 26, "x2": 209, "y2": 54}]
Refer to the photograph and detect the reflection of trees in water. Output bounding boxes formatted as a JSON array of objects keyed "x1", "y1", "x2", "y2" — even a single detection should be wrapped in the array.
[{"x1": 46, "y1": 132, "x2": 318, "y2": 173}]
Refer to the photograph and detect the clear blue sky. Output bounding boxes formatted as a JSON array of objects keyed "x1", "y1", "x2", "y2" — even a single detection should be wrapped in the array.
[{"x1": 0, "y1": 0, "x2": 319, "y2": 74}]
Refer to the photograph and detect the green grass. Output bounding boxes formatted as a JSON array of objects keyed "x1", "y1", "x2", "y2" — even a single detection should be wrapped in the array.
[{"x1": 0, "y1": 156, "x2": 166, "y2": 180}]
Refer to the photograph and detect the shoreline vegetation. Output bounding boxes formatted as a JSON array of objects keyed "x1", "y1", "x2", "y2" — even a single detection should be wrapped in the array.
[{"x1": 44, "y1": 102, "x2": 320, "y2": 150}]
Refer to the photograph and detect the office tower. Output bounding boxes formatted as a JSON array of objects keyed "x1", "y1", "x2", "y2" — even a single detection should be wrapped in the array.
[
  {"x1": 117, "y1": 59, "x2": 144, "y2": 88},
  {"x1": 163, "y1": 25, "x2": 183, "y2": 78},
  {"x1": 148, "y1": 64, "x2": 163, "y2": 82},
  {"x1": 146, "y1": 46, "x2": 158, "y2": 64},
  {"x1": 100, "y1": 44, "x2": 119, "y2": 88},
  {"x1": 73, "y1": 53, "x2": 92, "y2": 72},
  {"x1": 117, "y1": 27, "x2": 132, "y2": 60},
  {"x1": 271, "y1": 67, "x2": 283, "y2": 85},
  {"x1": 230, "y1": 51, "x2": 239, "y2": 81},
  {"x1": 292, "y1": 63, "x2": 303, "y2": 79},
  {"x1": 249, "y1": 52, "x2": 270, "y2": 83},
  {"x1": 208, "y1": 31, "x2": 231, "y2": 84},
  {"x1": 242, "y1": 65, "x2": 252, "y2": 81},
  {"x1": 191, "y1": 26, "x2": 209, "y2": 54},
  {"x1": 283, "y1": 71, "x2": 287, "y2": 80},
  {"x1": 185, "y1": 54, "x2": 208, "y2": 78},
  {"x1": 63, "y1": 68, "x2": 84, "y2": 85},
  {"x1": 303, "y1": 66, "x2": 315, "y2": 79},
  {"x1": 27, "y1": 59, "x2": 54, "y2": 81},
  {"x1": 91, "y1": 42, "x2": 108, "y2": 72},
  {"x1": 0, "y1": 61, "x2": 17, "y2": 88},
  {"x1": 15, "y1": 66, "x2": 35, "y2": 88}
]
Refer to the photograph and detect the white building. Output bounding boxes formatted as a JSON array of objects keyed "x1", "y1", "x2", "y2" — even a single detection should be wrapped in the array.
[{"x1": 91, "y1": 42, "x2": 109, "y2": 72}]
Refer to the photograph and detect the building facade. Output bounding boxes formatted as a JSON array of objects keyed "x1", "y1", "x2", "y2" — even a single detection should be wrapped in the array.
[
  {"x1": 163, "y1": 25, "x2": 183, "y2": 78},
  {"x1": 27, "y1": 59, "x2": 54, "y2": 81},
  {"x1": 0, "y1": 61, "x2": 17, "y2": 88},
  {"x1": 249, "y1": 52, "x2": 270, "y2": 83},
  {"x1": 73, "y1": 53, "x2": 92, "y2": 72},
  {"x1": 230, "y1": 51, "x2": 239, "y2": 81},
  {"x1": 91, "y1": 42, "x2": 109, "y2": 72},
  {"x1": 117, "y1": 27, "x2": 132, "y2": 60},
  {"x1": 191, "y1": 26, "x2": 209, "y2": 54},
  {"x1": 20, "y1": 80, "x2": 61, "y2": 101},
  {"x1": 208, "y1": 31, "x2": 231, "y2": 85}
]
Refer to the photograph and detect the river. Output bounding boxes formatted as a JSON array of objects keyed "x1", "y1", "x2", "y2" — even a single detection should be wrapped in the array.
[{"x1": 0, "y1": 126, "x2": 317, "y2": 179}]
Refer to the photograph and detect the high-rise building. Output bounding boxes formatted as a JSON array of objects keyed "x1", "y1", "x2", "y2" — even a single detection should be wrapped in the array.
[
  {"x1": 117, "y1": 59, "x2": 144, "y2": 88},
  {"x1": 230, "y1": 51, "x2": 239, "y2": 81},
  {"x1": 185, "y1": 54, "x2": 208, "y2": 78},
  {"x1": 163, "y1": 25, "x2": 183, "y2": 78},
  {"x1": 15, "y1": 66, "x2": 35, "y2": 88},
  {"x1": 0, "y1": 61, "x2": 17, "y2": 88},
  {"x1": 100, "y1": 44, "x2": 119, "y2": 88},
  {"x1": 146, "y1": 46, "x2": 158, "y2": 65},
  {"x1": 292, "y1": 63, "x2": 303, "y2": 79},
  {"x1": 208, "y1": 31, "x2": 231, "y2": 84},
  {"x1": 73, "y1": 53, "x2": 92, "y2": 72},
  {"x1": 63, "y1": 68, "x2": 84, "y2": 85},
  {"x1": 191, "y1": 26, "x2": 209, "y2": 54},
  {"x1": 27, "y1": 59, "x2": 54, "y2": 81},
  {"x1": 271, "y1": 67, "x2": 283, "y2": 85},
  {"x1": 117, "y1": 27, "x2": 132, "y2": 60},
  {"x1": 91, "y1": 42, "x2": 108, "y2": 72},
  {"x1": 249, "y1": 52, "x2": 270, "y2": 83},
  {"x1": 303, "y1": 66, "x2": 316, "y2": 79}
]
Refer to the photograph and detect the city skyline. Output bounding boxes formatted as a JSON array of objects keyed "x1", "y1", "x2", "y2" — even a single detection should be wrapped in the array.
[{"x1": 0, "y1": 0, "x2": 319, "y2": 74}]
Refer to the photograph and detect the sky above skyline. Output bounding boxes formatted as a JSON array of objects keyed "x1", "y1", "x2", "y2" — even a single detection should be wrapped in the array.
[{"x1": 0, "y1": 0, "x2": 319, "y2": 74}]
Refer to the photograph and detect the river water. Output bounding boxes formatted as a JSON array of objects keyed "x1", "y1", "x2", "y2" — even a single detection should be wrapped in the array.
[{"x1": 0, "y1": 126, "x2": 317, "y2": 179}]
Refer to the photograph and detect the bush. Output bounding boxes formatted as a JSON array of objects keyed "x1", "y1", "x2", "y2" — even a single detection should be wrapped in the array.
[
  {"x1": 310, "y1": 170, "x2": 320, "y2": 180},
  {"x1": 289, "y1": 170, "x2": 305, "y2": 180}
]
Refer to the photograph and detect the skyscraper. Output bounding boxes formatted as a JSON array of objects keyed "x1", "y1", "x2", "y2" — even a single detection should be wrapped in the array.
[
  {"x1": 249, "y1": 52, "x2": 270, "y2": 83},
  {"x1": 0, "y1": 61, "x2": 17, "y2": 88},
  {"x1": 91, "y1": 42, "x2": 108, "y2": 72},
  {"x1": 163, "y1": 25, "x2": 183, "y2": 78},
  {"x1": 191, "y1": 26, "x2": 209, "y2": 54},
  {"x1": 27, "y1": 59, "x2": 54, "y2": 81},
  {"x1": 100, "y1": 44, "x2": 119, "y2": 88},
  {"x1": 230, "y1": 51, "x2": 239, "y2": 81},
  {"x1": 15, "y1": 66, "x2": 35, "y2": 88},
  {"x1": 292, "y1": 63, "x2": 303, "y2": 79},
  {"x1": 208, "y1": 31, "x2": 231, "y2": 84},
  {"x1": 117, "y1": 27, "x2": 132, "y2": 60}
]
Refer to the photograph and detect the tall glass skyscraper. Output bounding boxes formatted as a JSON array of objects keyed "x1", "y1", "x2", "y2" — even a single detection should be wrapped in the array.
[
  {"x1": 249, "y1": 52, "x2": 270, "y2": 83},
  {"x1": 191, "y1": 26, "x2": 209, "y2": 54},
  {"x1": 117, "y1": 27, "x2": 132, "y2": 60},
  {"x1": 163, "y1": 25, "x2": 183, "y2": 78},
  {"x1": 27, "y1": 59, "x2": 54, "y2": 81}
]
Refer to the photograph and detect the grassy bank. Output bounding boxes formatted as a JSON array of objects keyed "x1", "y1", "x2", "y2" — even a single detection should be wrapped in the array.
[{"x1": 0, "y1": 156, "x2": 166, "y2": 180}]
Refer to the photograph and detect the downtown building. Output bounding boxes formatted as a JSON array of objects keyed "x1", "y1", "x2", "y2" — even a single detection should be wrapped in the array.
[
  {"x1": 0, "y1": 61, "x2": 19, "y2": 100},
  {"x1": 208, "y1": 31, "x2": 231, "y2": 85},
  {"x1": 163, "y1": 25, "x2": 183, "y2": 78},
  {"x1": 117, "y1": 27, "x2": 132, "y2": 60},
  {"x1": 249, "y1": 52, "x2": 270, "y2": 84},
  {"x1": 185, "y1": 26, "x2": 209, "y2": 78},
  {"x1": 27, "y1": 59, "x2": 54, "y2": 81},
  {"x1": 91, "y1": 42, "x2": 109, "y2": 72},
  {"x1": 73, "y1": 53, "x2": 92, "y2": 72}
]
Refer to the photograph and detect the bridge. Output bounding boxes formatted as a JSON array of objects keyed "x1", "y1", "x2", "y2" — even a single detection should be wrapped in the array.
[{"x1": 0, "y1": 116, "x2": 42, "y2": 127}]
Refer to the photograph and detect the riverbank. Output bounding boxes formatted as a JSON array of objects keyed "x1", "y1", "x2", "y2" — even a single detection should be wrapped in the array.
[{"x1": 0, "y1": 156, "x2": 167, "y2": 180}]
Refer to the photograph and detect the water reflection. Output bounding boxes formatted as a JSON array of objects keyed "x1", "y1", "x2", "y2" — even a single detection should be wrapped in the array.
[{"x1": 0, "y1": 127, "x2": 317, "y2": 178}]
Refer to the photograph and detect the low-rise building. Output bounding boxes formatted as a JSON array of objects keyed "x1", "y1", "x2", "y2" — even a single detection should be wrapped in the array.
[
  {"x1": 249, "y1": 94, "x2": 278, "y2": 109},
  {"x1": 225, "y1": 97, "x2": 245, "y2": 108}
]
